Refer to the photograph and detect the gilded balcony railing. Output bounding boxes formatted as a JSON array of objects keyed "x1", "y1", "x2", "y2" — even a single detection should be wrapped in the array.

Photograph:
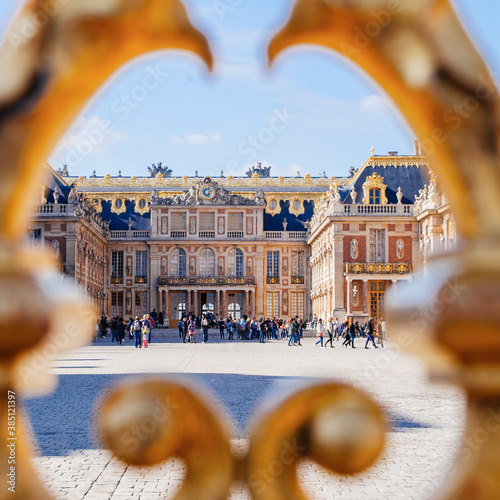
[
  {"x1": 291, "y1": 275, "x2": 305, "y2": 284},
  {"x1": 158, "y1": 276, "x2": 256, "y2": 287},
  {"x1": 345, "y1": 262, "x2": 413, "y2": 275}
]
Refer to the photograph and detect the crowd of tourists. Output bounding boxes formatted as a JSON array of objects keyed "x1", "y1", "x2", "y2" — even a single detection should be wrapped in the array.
[
  {"x1": 176, "y1": 313, "x2": 307, "y2": 345},
  {"x1": 96, "y1": 310, "x2": 386, "y2": 349},
  {"x1": 312, "y1": 315, "x2": 386, "y2": 349}
]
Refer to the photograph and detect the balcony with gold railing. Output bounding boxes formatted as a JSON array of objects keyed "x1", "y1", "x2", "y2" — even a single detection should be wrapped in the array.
[
  {"x1": 291, "y1": 275, "x2": 305, "y2": 284},
  {"x1": 135, "y1": 276, "x2": 148, "y2": 284},
  {"x1": 345, "y1": 262, "x2": 413, "y2": 275},
  {"x1": 110, "y1": 276, "x2": 124, "y2": 285},
  {"x1": 158, "y1": 276, "x2": 256, "y2": 287},
  {"x1": 266, "y1": 276, "x2": 280, "y2": 284}
]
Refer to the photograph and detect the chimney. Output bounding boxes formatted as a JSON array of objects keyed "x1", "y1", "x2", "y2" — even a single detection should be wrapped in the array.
[{"x1": 413, "y1": 140, "x2": 421, "y2": 156}]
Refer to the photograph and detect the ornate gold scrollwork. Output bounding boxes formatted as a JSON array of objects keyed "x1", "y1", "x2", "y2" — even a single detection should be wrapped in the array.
[
  {"x1": 0, "y1": 1, "x2": 213, "y2": 499},
  {"x1": 268, "y1": 0, "x2": 500, "y2": 498},
  {"x1": 98, "y1": 379, "x2": 386, "y2": 499}
]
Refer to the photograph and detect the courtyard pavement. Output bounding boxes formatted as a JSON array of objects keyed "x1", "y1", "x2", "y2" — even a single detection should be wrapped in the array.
[{"x1": 23, "y1": 328, "x2": 465, "y2": 499}]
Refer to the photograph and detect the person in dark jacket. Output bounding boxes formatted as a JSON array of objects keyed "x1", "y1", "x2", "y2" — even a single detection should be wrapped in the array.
[
  {"x1": 117, "y1": 318, "x2": 126, "y2": 345},
  {"x1": 365, "y1": 318, "x2": 378, "y2": 349}
]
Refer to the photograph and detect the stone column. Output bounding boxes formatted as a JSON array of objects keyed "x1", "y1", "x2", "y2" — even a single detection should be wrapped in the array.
[
  {"x1": 362, "y1": 280, "x2": 367, "y2": 315},
  {"x1": 346, "y1": 277, "x2": 352, "y2": 315},
  {"x1": 246, "y1": 290, "x2": 250, "y2": 317},
  {"x1": 164, "y1": 289, "x2": 169, "y2": 325},
  {"x1": 187, "y1": 289, "x2": 192, "y2": 314},
  {"x1": 215, "y1": 289, "x2": 220, "y2": 317},
  {"x1": 194, "y1": 291, "x2": 198, "y2": 316}
]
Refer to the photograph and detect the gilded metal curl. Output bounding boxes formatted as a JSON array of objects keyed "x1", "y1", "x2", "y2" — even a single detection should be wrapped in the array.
[
  {"x1": 267, "y1": 1, "x2": 500, "y2": 498},
  {"x1": 99, "y1": 379, "x2": 234, "y2": 500},
  {"x1": 98, "y1": 379, "x2": 386, "y2": 499},
  {"x1": 0, "y1": 1, "x2": 213, "y2": 499}
]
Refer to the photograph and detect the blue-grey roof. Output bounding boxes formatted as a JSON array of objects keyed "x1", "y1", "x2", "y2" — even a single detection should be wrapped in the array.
[
  {"x1": 263, "y1": 200, "x2": 314, "y2": 232},
  {"x1": 351, "y1": 165, "x2": 430, "y2": 204},
  {"x1": 100, "y1": 201, "x2": 151, "y2": 231}
]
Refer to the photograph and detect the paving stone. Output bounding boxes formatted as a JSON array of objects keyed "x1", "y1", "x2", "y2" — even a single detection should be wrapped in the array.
[{"x1": 23, "y1": 329, "x2": 464, "y2": 499}]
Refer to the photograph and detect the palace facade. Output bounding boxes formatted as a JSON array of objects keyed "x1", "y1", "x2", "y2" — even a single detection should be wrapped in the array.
[{"x1": 29, "y1": 146, "x2": 455, "y2": 325}]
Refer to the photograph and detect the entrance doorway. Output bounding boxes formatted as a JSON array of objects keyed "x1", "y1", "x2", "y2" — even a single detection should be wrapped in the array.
[
  {"x1": 227, "y1": 292, "x2": 243, "y2": 320},
  {"x1": 170, "y1": 292, "x2": 187, "y2": 327},
  {"x1": 200, "y1": 292, "x2": 215, "y2": 316},
  {"x1": 369, "y1": 281, "x2": 386, "y2": 323}
]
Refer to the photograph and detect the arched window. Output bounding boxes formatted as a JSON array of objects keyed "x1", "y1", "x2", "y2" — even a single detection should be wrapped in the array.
[
  {"x1": 369, "y1": 188, "x2": 381, "y2": 204},
  {"x1": 199, "y1": 248, "x2": 215, "y2": 276},
  {"x1": 170, "y1": 248, "x2": 186, "y2": 277},
  {"x1": 228, "y1": 248, "x2": 244, "y2": 277}
]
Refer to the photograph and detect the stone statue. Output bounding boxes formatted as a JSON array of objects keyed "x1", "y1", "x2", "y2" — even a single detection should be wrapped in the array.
[
  {"x1": 283, "y1": 218, "x2": 288, "y2": 232},
  {"x1": 350, "y1": 188, "x2": 357, "y2": 204},
  {"x1": 53, "y1": 186, "x2": 61, "y2": 204},
  {"x1": 245, "y1": 162, "x2": 271, "y2": 178},
  {"x1": 68, "y1": 187, "x2": 78, "y2": 204},
  {"x1": 349, "y1": 166, "x2": 357, "y2": 177},
  {"x1": 128, "y1": 217, "x2": 133, "y2": 231},
  {"x1": 148, "y1": 162, "x2": 172, "y2": 178},
  {"x1": 254, "y1": 189, "x2": 266, "y2": 205},
  {"x1": 396, "y1": 239, "x2": 404, "y2": 259},
  {"x1": 396, "y1": 187, "x2": 403, "y2": 204},
  {"x1": 350, "y1": 239, "x2": 359, "y2": 259},
  {"x1": 149, "y1": 189, "x2": 160, "y2": 205}
]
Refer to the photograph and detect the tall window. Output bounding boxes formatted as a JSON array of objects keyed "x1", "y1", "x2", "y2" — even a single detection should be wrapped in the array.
[
  {"x1": 228, "y1": 292, "x2": 243, "y2": 319},
  {"x1": 111, "y1": 251, "x2": 123, "y2": 277},
  {"x1": 228, "y1": 248, "x2": 244, "y2": 277},
  {"x1": 200, "y1": 212, "x2": 215, "y2": 230},
  {"x1": 170, "y1": 248, "x2": 186, "y2": 277},
  {"x1": 369, "y1": 188, "x2": 381, "y2": 204},
  {"x1": 266, "y1": 292, "x2": 279, "y2": 318},
  {"x1": 135, "y1": 251, "x2": 148, "y2": 278},
  {"x1": 267, "y1": 251, "x2": 280, "y2": 277},
  {"x1": 135, "y1": 291, "x2": 148, "y2": 318},
  {"x1": 228, "y1": 213, "x2": 243, "y2": 231},
  {"x1": 291, "y1": 251, "x2": 304, "y2": 278},
  {"x1": 290, "y1": 292, "x2": 305, "y2": 319},
  {"x1": 111, "y1": 291, "x2": 123, "y2": 318},
  {"x1": 370, "y1": 229, "x2": 385, "y2": 263},
  {"x1": 171, "y1": 212, "x2": 186, "y2": 230},
  {"x1": 200, "y1": 248, "x2": 215, "y2": 276}
]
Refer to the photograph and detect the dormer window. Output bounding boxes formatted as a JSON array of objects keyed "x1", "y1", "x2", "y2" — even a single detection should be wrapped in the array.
[
  {"x1": 369, "y1": 188, "x2": 381, "y2": 204},
  {"x1": 362, "y1": 173, "x2": 388, "y2": 205}
]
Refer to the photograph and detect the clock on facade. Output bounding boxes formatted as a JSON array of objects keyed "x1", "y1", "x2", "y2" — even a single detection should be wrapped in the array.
[{"x1": 199, "y1": 185, "x2": 215, "y2": 200}]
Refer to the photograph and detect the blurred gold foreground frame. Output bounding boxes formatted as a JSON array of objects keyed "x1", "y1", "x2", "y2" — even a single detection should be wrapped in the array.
[{"x1": 0, "y1": 0, "x2": 498, "y2": 499}]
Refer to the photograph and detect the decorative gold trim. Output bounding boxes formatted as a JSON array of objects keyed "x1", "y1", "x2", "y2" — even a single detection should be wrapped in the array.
[
  {"x1": 266, "y1": 197, "x2": 281, "y2": 216},
  {"x1": 134, "y1": 197, "x2": 149, "y2": 215},
  {"x1": 362, "y1": 173, "x2": 388, "y2": 205},
  {"x1": 110, "y1": 196, "x2": 126, "y2": 215},
  {"x1": 289, "y1": 197, "x2": 305, "y2": 216}
]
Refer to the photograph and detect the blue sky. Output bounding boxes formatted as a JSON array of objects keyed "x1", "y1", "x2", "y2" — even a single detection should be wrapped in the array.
[{"x1": 1, "y1": 0, "x2": 499, "y2": 178}]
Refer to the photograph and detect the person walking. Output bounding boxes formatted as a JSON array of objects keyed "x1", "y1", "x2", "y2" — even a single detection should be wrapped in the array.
[
  {"x1": 288, "y1": 318, "x2": 297, "y2": 346},
  {"x1": 142, "y1": 322, "x2": 150, "y2": 348},
  {"x1": 188, "y1": 319, "x2": 196, "y2": 343},
  {"x1": 324, "y1": 317, "x2": 335, "y2": 348},
  {"x1": 219, "y1": 318, "x2": 225, "y2": 339},
  {"x1": 117, "y1": 317, "x2": 126, "y2": 345},
  {"x1": 333, "y1": 318, "x2": 340, "y2": 341},
  {"x1": 315, "y1": 319, "x2": 325, "y2": 347},
  {"x1": 202, "y1": 315, "x2": 209, "y2": 343},
  {"x1": 345, "y1": 317, "x2": 356, "y2": 348},
  {"x1": 132, "y1": 316, "x2": 142, "y2": 348},
  {"x1": 177, "y1": 319, "x2": 184, "y2": 341},
  {"x1": 365, "y1": 318, "x2": 378, "y2": 349}
]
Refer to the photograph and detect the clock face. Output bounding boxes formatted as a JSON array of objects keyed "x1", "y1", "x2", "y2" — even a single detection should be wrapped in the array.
[{"x1": 200, "y1": 185, "x2": 215, "y2": 200}]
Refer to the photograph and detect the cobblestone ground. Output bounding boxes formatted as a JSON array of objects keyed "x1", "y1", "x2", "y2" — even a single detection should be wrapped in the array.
[{"x1": 23, "y1": 329, "x2": 465, "y2": 499}]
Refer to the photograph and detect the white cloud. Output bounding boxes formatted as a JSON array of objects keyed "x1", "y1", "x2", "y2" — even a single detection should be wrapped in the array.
[
  {"x1": 359, "y1": 94, "x2": 395, "y2": 114},
  {"x1": 51, "y1": 114, "x2": 129, "y2": 160},
  {"x1": 169, "y1": 132, "x2": 223, "y2": 145}
]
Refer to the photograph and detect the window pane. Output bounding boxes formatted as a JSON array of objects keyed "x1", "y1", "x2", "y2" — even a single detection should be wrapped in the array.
[
  {"x1": 111, "y1": 251, "x2": 123, "y2": 277},
  {"x1": 172, "y1": 213, "x2": 186, "y2": 230},
  {"x1": 228, "y1": 213, "x2": 243, "y2": 231},
  {"x1": 135, "y1": 251, "x2": 148, "y2": 276},
  {"x1": 200, "y1": 248, "x2": 215, "y2": 276},
  {"x1": 267, "y1": 251, "x2": 279, "y2": 277},
  {"x1": 200, "y1": 212, "x2": 215, "y2": 230}
]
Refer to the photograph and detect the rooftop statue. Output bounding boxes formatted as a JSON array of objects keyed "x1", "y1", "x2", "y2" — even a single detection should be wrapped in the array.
[
  {"x1": 246, "y1": 162, "x2": 271, "y2": 178},
  {"x1": 148, "y1": 162, "x2": 172, "y2": 178}
]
